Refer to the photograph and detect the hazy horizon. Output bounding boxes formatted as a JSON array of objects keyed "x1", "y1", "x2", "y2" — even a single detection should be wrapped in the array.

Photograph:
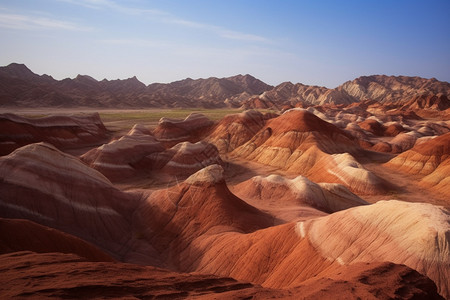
[{"x1": 1, "y1": 0, "x2": 449, "y2": 88}]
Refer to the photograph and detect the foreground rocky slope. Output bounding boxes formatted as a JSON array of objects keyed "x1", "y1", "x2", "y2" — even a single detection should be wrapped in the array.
[
  {"x1": 1, "y1": 252, "x2": 443, "y2": 299},
  {"x1": 1, "y1": 103, "x2": 449, "y2": 298},
  {"x1": 1, "y1": 144, "x2": 448, "y2": 298}
]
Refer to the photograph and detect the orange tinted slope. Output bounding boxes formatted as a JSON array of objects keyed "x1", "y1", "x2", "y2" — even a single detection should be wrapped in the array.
[{"x1": 0, "y1": 218, "x2": 113, "y2": 262}]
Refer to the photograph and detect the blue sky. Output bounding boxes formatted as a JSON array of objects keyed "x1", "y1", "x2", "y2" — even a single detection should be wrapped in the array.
[{"x1": 0, "y1": 0, "x2": 449, "y2": 87}]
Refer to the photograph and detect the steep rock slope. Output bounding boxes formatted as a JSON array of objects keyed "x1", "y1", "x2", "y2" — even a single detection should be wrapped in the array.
[
  {"x1": 134, "y1": 165, "x2": 275, "y2": 269},
  {"x1": 81, "y1": 124, "x2": 164, "y2": 181},
  {"x1": 207, "y1": 110, "x2": 272, "y2": 153},
  {"x1": 385, "y1": 133, "x2": 450, "y2": 198},
  {"x1": 385, "y1": 132, "x2": 450, "y2": 175},
  {"x1": 0, "y1": 63, "x2": 273, "y2": 108},
  {"x1": 244, "y1": 75, "x2": 450, "y2": 108},
  {"x1": 153, "y1": 113, "x2": 214, "y2": 147},
  {"x1": 232, "y1": 109, "x2": 389, "y2": 194},
  {"x1": 234, "y1": 174, "x2": 368, "y2": 213},
  {"x1": 305, "y1": 200, "x2": 450, "y2": 299},
  {"x1": 0, "y1": 143, "x2": 145, "y2": 261}
]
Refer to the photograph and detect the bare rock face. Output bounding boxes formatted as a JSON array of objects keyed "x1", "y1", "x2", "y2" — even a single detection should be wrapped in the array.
[
  {"x1": 153, "y1": 113, "x2": 214, "y2": 147},
  {"x1": 231, "y1": 109, "x2": 389, "y2": 194},
  {"x1": 305, "y1": 200, "x2": 450, "y2": 299},
  {"x1": 81, "y1": 124, "x2": 165, "y2": 181},
  {"x1": 207, "y1": 110, "x2": 271, "y2": 153},
  {"x1": 233, "y1": 109, "x2": 358, "y2": 167},
  {"x1": 385, "y1": 133, "x2": 450, "y2": 198},
  {"x1": 0, "y1": 113, "x2": 108, "y2": 155},
  {"x1": 243, "y1": 75, "x2": 450, "y2": 108},
  {"x1": 0, "y1": 143, "x2": 141, "y2": 260},
  {"x1": 156, "y1": 198, "x2": 448, "y2": 299},
  {"x1": 338, "y1": 75, "x2": 450, "y2": 104},
  {"x1": 142, "y1": 141, "x2": 223, "y2": 181},
  {"x1": 402, "y1": 94, "x2": 450, "y2": 111},
  {"x1": 385, "y1": 132, "x2": 450, "y2": 175},
  {"x1": 242, "y1": 82, "x2": 329, "y2": 109},
  {"x1": 134, "y1": 164, "x2": 275, "y2": 268},
  {"x1": 234, "y1": 174, "x2": 368, "y2": 213},
  {"x1": 310, "y1": 152, "x2": 392, "y2": 195}
]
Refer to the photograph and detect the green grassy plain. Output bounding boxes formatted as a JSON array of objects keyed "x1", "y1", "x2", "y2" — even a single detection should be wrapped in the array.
[
  {"x1": 98, "y1": 108, "x2": 244, "y2": 134},
  {"x1": 99, "y1": 108, "x2": 242, "y2": 123}
]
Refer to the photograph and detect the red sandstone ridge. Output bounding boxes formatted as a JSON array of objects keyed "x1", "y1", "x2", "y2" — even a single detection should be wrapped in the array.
[
  {"x1": 232, "y1": 109, "x2": 358, "y2": 167},
  {"x1": 0, "y1": 143, "x2": 148, "y2": 262},
  {"x1": 231, "y1": 109, "x2": 390, "y2": 194},
  {"x1": 207, "y1": 110, "x2": 274, "y2": 153},
  {"x1": 234, "y1": 174, "x2": 368, "y2": 216},
  {"x1": 81, "y1": 124, "x2": 165, "y2": 181},
  {"x1": 133, "y1": 165, "x2": 275, "y2": 268},
  {"x1": 0, "y1": 142, "x2": 449, "y2": 298},
  {"x1": 304, "y1": 200, "x2": 450, "y2": 299},
  {"x1": 385, "y1": 133, "x2": 450, "y2": 199},
  {"x1": 0, "y1": 112, "x2": 108, "y2": 155},
  {"x1": 142, "y1": 141, "x2": 223, "y2": 180},
  {"x1": 153, "y1": 113, "x2": 214, "y2": 147},
  {"x1": 402, "y1": 94, "x2": 450, "y2": 111}
]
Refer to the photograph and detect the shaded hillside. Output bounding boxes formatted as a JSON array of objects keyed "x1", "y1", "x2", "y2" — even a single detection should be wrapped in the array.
[
  {"x1": 2, "y1": 63, "x2": 449, "y2": 108},
  {"x1": 0, "y1": 63, "x2": 272, "y2": 108}
]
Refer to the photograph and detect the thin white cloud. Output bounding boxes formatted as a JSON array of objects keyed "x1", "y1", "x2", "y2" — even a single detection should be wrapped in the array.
[
  {"x1": 101, "y1": 38, "x2": 171, "y2": 48},
  {"x1": 0, "y1": 11, "x2": 92, "y2": 31},
  {"x1": 57, "y1": 0, "x2": 270, "y2": 43},
  {"x1": 219, "y1": 30, "x2": 270, "y2": 43}
]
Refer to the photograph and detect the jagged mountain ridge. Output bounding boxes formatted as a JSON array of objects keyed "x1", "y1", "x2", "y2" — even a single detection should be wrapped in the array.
[
  {"x1": 1, "y1": 63, "x2": 449, "y2": 108},
  {"x1": 0, "y1": 63, "x2": 272, "y2": 108},
  {"x1": 246, "y1": 75, "x2": 450, "y2": 109}
]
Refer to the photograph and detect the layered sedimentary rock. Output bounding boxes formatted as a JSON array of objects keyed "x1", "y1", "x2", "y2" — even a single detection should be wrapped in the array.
[
  {"x1": 0, "y1": 112, "x2": 108, "y2": 155},
  {"x1": 243, "y1": 75, "x2": 450, "y2": 108},
  {"x1": 232, "y1": 109, "x2": 388, "y2": 194},
  {"x1": 234, "y1": 174, "x2": 368, "y2": 213},
  {"x1": 153, "y1": 113, "x2": 214, "y2": 147},
  {"x1": 385, "y1": 133, "x2": 450, "y2": 197},
  {"x1": 81, "y1": 124, "x2": 164, "y2": 181},
  {"x1": 207, "y1": 110, "x2": 271, "y2": 153},
  {"x1": 309, "y1": 153, "x2": 392, "y2": 194},
  {"x1": 305, "y1": 200, "x2": 450, "y2": 299},
  {"x1": 134, "y1": 165, "x2": 275, "y2": 268},
  {"x1": 144, "y1": 141, "x2": 223, "y2": 177},
  {"x1": 0, "y1": 143, "x2": 143, "y2": 261},
  {"x1": 385, "y1": 132, "x2": 450, "y2": 175},
  {"x1": 233, "y1": 109, "x2": 358, "y2": 168}
]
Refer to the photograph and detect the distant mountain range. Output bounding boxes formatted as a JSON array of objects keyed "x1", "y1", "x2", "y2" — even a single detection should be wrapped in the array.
[{"x1": 0, "y1": 63, "x2": 449, "y2": 108}]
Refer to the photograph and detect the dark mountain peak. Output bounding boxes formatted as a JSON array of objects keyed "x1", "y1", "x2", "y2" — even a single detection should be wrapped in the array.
[
  {"x1": 75, "y1": 74, "x2": 98, "y2": 82},
  {"x1": 0, "y1": 63, "x2": 37, "y2": 80}
]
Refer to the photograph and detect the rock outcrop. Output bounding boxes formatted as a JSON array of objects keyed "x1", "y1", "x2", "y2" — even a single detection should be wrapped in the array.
[{"x1": 0, "y1": 112, "x2": 108, "y2": 155}]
